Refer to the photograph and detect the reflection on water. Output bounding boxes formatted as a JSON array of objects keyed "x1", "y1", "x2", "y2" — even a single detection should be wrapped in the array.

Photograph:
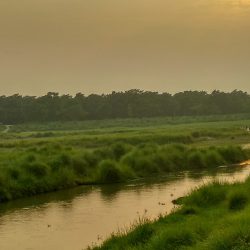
[{"x1": 0, "y1": 165, "x2": 249, "y2": 250}]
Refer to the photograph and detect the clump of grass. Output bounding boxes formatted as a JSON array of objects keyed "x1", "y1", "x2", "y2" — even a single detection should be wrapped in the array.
[
  {"x1": 24, "y1": 153, "x2": 37, "y2": 162},
  {"x1": 204, "y1": 148, "x2": 226, "y2": 167},
  {"x1": 24, "y1": 162, "x2": 49, "y2": 178},
  {"x1": 7, "y1": 167, "x2": 21, "y2": 180},
  {"x1": 71, "y1": 157, "x2": 89, "y2": 176},
  {"x1": 180, "y1": 206, "x2": 198, "y2": 216},
  {"x1": 204, "y1": 218, "x2": 250, "y2": 250},
  {"x1": 218, "y1": 146, "x2": 247, "y2": 164},
  {"x1": 50, "y1": 153, "x2": 72, "y2": 171},
  {"x1": 184, "y1": 182, "x2": 227, "y2": 207},
  {"x1": 187, "y1": 150, "x2": 206, "y2": 169},
  {"x1": 0, "y1": 174, "x2": 12, "y2": 202},
  {"x1": 97, "y1": 160, "x2": 123, "y2": 183},
  {"x1": 228, "y1": 190, "x2": 248, "y2": 211},
  {"x1": 111, "y1": 143, "x2": 131, "y2": 160},
  {"x1": 148, "y1": 226, "x2": 196, "y2": 250}
]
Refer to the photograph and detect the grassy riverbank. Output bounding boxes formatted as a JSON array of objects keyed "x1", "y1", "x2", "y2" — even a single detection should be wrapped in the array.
[
  {"x1": 0, "y1": 116, "x2": 250, "y2": 202},
  {"x1": 0, "y1": 143, "x2": 247, "y2": 202},
  {"x1": 92, "y1": 177, "x2": 250, "y2": 250}
]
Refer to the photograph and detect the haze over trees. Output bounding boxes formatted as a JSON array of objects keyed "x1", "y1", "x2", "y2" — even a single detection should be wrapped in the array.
[{"x1": 0, "y1": 89, "x2": 249, "y2": 124}]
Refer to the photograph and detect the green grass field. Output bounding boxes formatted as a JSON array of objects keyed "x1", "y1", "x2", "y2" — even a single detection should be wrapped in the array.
[{"x1": 0, "y1": 115, "x2": 250, "y2": 202}]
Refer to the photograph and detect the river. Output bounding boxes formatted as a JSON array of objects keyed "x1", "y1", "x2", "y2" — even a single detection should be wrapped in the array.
[{"x1": 0, "y1": 165, "x2": 250, "y2": 250}]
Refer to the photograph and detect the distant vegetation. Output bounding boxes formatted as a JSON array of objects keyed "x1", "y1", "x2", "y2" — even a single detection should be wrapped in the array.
[
  {"x1": 0, "y1": 90, "x2": 250, "y2": 123},
  {"x1": 92, "y1": 179, "x2": 250, "y2": 250}
]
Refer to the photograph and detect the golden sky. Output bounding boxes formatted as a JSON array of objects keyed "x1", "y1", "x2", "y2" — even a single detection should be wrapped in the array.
[{"x1": 0, "y1": 0, "x2": 250, "y2": 95}]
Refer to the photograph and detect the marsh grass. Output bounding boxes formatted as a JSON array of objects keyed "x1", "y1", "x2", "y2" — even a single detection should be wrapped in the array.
[
  {"x1": 92, "y1": 179, "x2": 250, "y2": 250},
  {"x1": 0, "y1": 141, "x2": 248, "y2": 202},
  {"x1": 0, "y1": 117, "x2": 249, "y2": 202}
]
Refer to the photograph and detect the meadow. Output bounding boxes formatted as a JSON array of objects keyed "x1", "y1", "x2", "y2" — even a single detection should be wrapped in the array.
[{"x1": 0, "y1": 115, "x2": 250, "y2": 202}]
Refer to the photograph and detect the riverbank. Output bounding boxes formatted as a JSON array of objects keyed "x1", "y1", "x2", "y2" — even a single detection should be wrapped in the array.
[
  {"x1": 0, "y1": 117, "x2": 250, "y2": 202},
  {"x1": 92, "y1": 174, "x2": 250, "y2": 250},
  {"x1": 0, "y1": 143, "x2": 248, "y2": 202}
]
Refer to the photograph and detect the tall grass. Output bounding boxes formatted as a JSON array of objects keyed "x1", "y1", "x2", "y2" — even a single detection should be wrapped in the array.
[
  {"x1": 0, "y1": 117, "x2": 249, "y2": 202},
  {"x1": 0, "y1": 142, "x2": 248, "y2": 202}
]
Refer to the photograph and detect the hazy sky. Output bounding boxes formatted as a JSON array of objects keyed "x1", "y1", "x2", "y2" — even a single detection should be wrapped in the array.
[{"x1": 0, "y1": 0, "x2": 250, "y2": 96}]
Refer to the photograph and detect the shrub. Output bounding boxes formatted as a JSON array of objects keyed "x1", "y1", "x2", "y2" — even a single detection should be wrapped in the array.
[
  {"x1": 204, "y1": 149, "x2": 225, "y2": 168},
  {"x1": 72, "y1": 157, "x2": 89, "y2": 176},
  {"x1": 219, "y1": 146, "x2": 246, "y2": 164},
  {"x1": 97, "y1": 160, "x2": 123, "y2": 183},
  {"x1": 111, "y1": 143, "x2": 131, "y2": 160},
  {"x1": 187, "y1": 150, "x2": 206, "y2": 169},
  {"x1": 50, "y1": 153, "x2": 72, "y2": 171},
  {"x1": 83, "y1": 152, "x2": 101, "y2": 167}
]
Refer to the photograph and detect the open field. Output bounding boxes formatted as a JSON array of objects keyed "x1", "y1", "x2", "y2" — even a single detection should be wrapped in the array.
[{"x1": 0, "y1": 115, "x2": 250, "y2": 202}]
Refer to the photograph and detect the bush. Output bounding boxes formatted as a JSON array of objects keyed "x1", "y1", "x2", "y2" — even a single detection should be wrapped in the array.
[
  {"x1": 204, "y1": 149, "x2": 225, "y2": 167},
  {"x1": 97, "y1": 160, "x2": 123, "y2": 183},
  {"x1": 50, "y1": 153, "x2": 72, "y2": 171},
  {"x1": 187, "y1": 150, "x2": 206, "y2": 169},
  {"x1": 219, "y1": 146, "x2": 246, "y2": 164},
  {"x1": 111, "y1": 143, "x2": 131, "y2": 160},
  {"x1": 83, "y1": 152, "x2": 102, "y2": 167},
  {"x1": 72, "y1": 157, "x2": 89, "y2": 176}
]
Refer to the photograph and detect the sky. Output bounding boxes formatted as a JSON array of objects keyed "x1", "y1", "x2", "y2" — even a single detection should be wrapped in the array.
[{"x1": 0, "y1": 0, "x2": 250, "y2": 96}]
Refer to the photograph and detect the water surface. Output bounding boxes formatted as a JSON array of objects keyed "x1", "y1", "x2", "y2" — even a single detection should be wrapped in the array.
[{"x1": 0, "y1": 166, "x2": 250, "y2": 250}]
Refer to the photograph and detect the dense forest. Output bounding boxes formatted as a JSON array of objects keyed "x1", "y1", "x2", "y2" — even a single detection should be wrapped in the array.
[{"x1": 0, "y1": 90, "x2": 249, "y2": 124}]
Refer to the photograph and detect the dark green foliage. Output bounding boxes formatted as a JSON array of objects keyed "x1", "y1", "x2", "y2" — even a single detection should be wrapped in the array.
[
  {"x1": 97, "y1": 160, "x2": 123, "y2": 183},
  {"x1": 1, "y1": 90, "x2": 250, "y2": 124},
  {"x1": 180, "y1": 206, "x2": 198, "y2": 215},
  {"x1": 204, "y1": 149, "x2": 226, "y2": 167},
  {"x1": 111, "y1": 143, "x2": 131, "y2": 160},
  {"x1": 24, "y1": 153, "x2": 37, "y2": 162},
  {"x1": 83, "y1": 152, "x2": 101, "y2": 168},
  {"x1": 50, "y1": 153, "x2": 72, "y2": 171},
  {"x1": 7, "y1": 167, "x2": 20, "y2": 180},
  {"x1": 187, "y1": 150, "x2": 206, "y2": 169},
  {"x1": 72, "y1": 157, "x2": 89, "y2": 176},
  {"x1": 219, "y1": 146, "x2": 247, "y2": 164},
  {"x1": 228, "y1": 191, "x2": 248, "y2": 211},
  {"x1": 24, "y1": 162, "x2": 49, "y2": 178}
]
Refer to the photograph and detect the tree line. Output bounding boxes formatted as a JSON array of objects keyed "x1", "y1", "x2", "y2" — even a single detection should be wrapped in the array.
[{"x1": 0, "y1": 89, "x2": 249, "y2": 124}]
